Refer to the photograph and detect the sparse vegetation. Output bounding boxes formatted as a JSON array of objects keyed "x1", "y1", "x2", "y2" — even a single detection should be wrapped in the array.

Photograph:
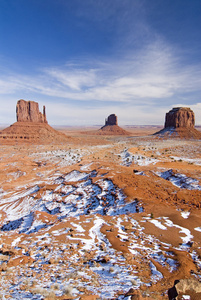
[
  {"x1": 63, "y1": 285, "x2": 73, "y2": 296},
  {"x1": 0, "y1": 130, "x2": 201, "y2": 300}
]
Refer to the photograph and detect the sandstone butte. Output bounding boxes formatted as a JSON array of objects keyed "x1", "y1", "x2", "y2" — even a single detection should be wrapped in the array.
[
  {"x1": 0, "y1": 99, "x2": 69, "y2": 144},
  {"x1": 98, "y1": 114, "x2": 131, "y2": 135},
  {"x1": 16, "y1": 99, "x2": 47, "y2": 123},
  {"x1": 155, "y1": 107, "x2": 201, "y2": 139}
]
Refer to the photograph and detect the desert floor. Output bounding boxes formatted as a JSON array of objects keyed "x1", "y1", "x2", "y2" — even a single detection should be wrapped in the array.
[{"x1": 0, "y1": 126, "x2": 201, "y2": 300}]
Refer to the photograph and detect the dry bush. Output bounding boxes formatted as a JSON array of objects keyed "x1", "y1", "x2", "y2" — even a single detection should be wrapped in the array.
[
  {"x1": 63, "y1": 284, "x2": 73, "y2": 296},
  {"x1": 31, "y1": 286, "x2": 49, "y2": 297}
]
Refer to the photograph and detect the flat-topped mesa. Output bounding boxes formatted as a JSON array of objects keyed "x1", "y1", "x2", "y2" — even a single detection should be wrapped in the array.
[
  {"x1": 16, "y1": 99, "x2": 47, "y2": 123},
  {"x1": 105, "y1": 114, "x2": 118, "y2": 126},
  {"x1": 165, "y1": 107, "x2": 195, "y2": 128}
]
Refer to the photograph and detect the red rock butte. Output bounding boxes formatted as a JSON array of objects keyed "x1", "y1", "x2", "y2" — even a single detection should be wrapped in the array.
[
  {"x1": 16, "y1": 99, "x2": 47, "y2": 123},
  {"x1": 105, "y1": 114, "x2": 118, "y2": 126},
  {"x1": 98, "y1": 114, "x2": 130, "y2": 135},
  {"x1": 165, "y1": 107, "x2": 195, "y2": 128},
  {"x1": 0, "y1": 99, "x2": 69, "y2": 144},
  {"x1": 155, "y1": 107, "x2": 201, "y2": 139}
]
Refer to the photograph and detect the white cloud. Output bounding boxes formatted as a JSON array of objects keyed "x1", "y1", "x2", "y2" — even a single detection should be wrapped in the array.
[
  {"x1": 1, "y1": 40, "x2": 200, "y2": 104},
  {"x1": 44, "y1": 68, "x2": 97, "y2": 91},
  {"x1": 0, "y1": 39, "x2": 201, "y2": 125},
  {"x1": 44, "y1": 101, "x2": 167, "y2": 126}
]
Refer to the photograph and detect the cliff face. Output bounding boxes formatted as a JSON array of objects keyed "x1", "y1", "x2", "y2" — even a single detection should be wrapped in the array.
[
  {"x1": 0, "y1": 99, "x2": 70, "y2": 144},
  {"x1": 165, "y1": 107, "x2": 195, "y2": 128},
  {"x1": 105, "y1": 114, "x2": 118, "y2": 126},
  {"x1": 16, "y1": 100, "x2": 47, "y2": 123},
  {"x1": 154, "y1": 106, "x2": 201, "y2": 139}
]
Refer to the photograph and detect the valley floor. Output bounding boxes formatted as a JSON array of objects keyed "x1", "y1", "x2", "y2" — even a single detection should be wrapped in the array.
[{"x1": 0, "y1": 130, "x2": 201, "y2": 299}]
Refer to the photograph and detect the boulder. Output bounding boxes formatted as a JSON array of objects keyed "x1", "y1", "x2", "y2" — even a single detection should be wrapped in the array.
[
  {"x1": 0, "y1": 262, "x2": 7, "y2": 272},
  {"x1": 165, "y1": 107, "x2": 195, "y2": 128},
  {"x1": 16, "y1": 99, "x2": 47, "y2": 123},
  {"x1": 176, "y1": 278, "x2": 201, "y2": 294},
  {"x1": 125, "y1": 288, "x2": 143, "y2": 300}
]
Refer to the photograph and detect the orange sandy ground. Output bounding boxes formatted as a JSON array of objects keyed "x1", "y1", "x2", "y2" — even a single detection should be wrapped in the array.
[{"x1": 0, "y1": 126, "x2": 201, "y2": 299}]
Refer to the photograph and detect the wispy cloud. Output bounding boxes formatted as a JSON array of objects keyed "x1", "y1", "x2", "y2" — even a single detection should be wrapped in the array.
[
  {"x1": 1, "y1": 40, "x2": 200, "y2": 102},
  {"x1": 0, "y1": 39, "x2": 201, "y2": 125}
]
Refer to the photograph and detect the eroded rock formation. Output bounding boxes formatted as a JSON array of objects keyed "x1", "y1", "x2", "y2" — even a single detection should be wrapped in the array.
[
  {"x1": 154, "y1": 107, "x2": 201, "y2": 139},
  {"x1": 98, "y1": 114, "x2": 130, "y2": 135},
  {"x1": 165, "y1": 107, "x2": 195, "y2": 128},
  {"x1": 16, "y1": 99, "x2": 47, "y2": 123},
  {"x1": 0, "y1": 99, "x2": 69, "y2": 144},
  {"x1": 105, "y1": 114, "x2": 118, "y2": 126}
]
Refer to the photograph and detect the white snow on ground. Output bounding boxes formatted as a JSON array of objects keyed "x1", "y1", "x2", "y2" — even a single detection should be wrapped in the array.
[
  {"x1": 150, "y1": 261, "x2": 163, "y2": 281},
  {"x1": 82, "y1": 217, "x2": 106, "y2": 250},
  {"x1": 67, "y1": 216, "x2": 142, "y2": 298},
  {"x1": 29, "y1": 148, "x2": 88, "y2": 169},
  {"x1": 0, "y1": 170, "x2": 142, "y2": 234},
  {"x1": 164, "y1": 218, "x2": 194, "y2": 247},
  {"x1": 150, "y1": 219, "x2": 167, "y2": 230},
  {"x1": 0, "y1": 163, "x2": 200, "y2": 298},
  {"x1": 64, "y1": 170, "x2": 90, "y2": 182},
  {"x1": 11, "y1": 236, "x2": 21, "y2": 247},
  {"x1": 157, "y1": 169, "x2": 201, "y2": 190},
  {"x1": 120, "y1": 149, "x2": 158, "y2": 166},
  {"x1": 7, "y1": 171, "x2": 26, "y2": 181},
  {"x1": 170, "y1": 156, "x2": 201, "y2": 166},
  {"x1": 181, "y1": 211, "x2": 190, "y2": 219},
  {"x1": 71, "y1": 222, "x2": 85, "y2": 232},
  {"x1": 80, "y1": 163, "x2": 93, "y2": 171}
]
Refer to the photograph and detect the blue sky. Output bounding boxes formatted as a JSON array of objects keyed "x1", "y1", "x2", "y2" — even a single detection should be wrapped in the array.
[{"x1": 0, "y1": 0, "x2": 201, "y2": 125}]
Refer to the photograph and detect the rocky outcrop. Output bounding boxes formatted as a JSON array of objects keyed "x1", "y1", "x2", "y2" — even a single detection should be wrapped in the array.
[
  {"x1": 105, "y1": 114, "x2": 118, "y2": 126},
  {"x1": 154, "y1": 107, "x2": 201, "y2": 139},
  {"x1": 176, "y1": 278, "x2": 201, "y2": 294},
  {"x1": 0, "y1": 99, "x2": 70, "y2": 144},
  {"x1": 165, "y1": 107, "x2": 195, "y2": 128},
  {"x1": 16, "y1": 99, "x2": 47, "y2": 123},
  {"x1": 98, "y1": 114, "x2": 130, "y2": 135}
]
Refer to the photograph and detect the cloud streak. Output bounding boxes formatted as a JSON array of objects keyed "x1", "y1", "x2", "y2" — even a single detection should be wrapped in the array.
[
  {"x1": 0, "y1": 38, "x2": 201, "y2": 125},
  {"x1": 1, "y1": 40, "x2": 200, "y2": 103}
]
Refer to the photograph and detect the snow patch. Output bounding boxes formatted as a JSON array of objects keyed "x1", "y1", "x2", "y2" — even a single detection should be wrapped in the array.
[{"x1": 157, "y1": 169, "x2": 201, "y2": 190}]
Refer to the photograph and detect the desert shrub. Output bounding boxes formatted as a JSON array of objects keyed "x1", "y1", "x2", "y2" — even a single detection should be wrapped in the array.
[
  {"x1": 63, "y1": 285, "x2": 73, "y2": 296},
  {"x1": 52, "y1": 283, "x2": 60, "y2": 290},
  {"x1": 130, "y1": 279, "x2": 138, "y2": 286},
  {"x1": 31, "y1": 287, "x2": 49, "y2": 297}
]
